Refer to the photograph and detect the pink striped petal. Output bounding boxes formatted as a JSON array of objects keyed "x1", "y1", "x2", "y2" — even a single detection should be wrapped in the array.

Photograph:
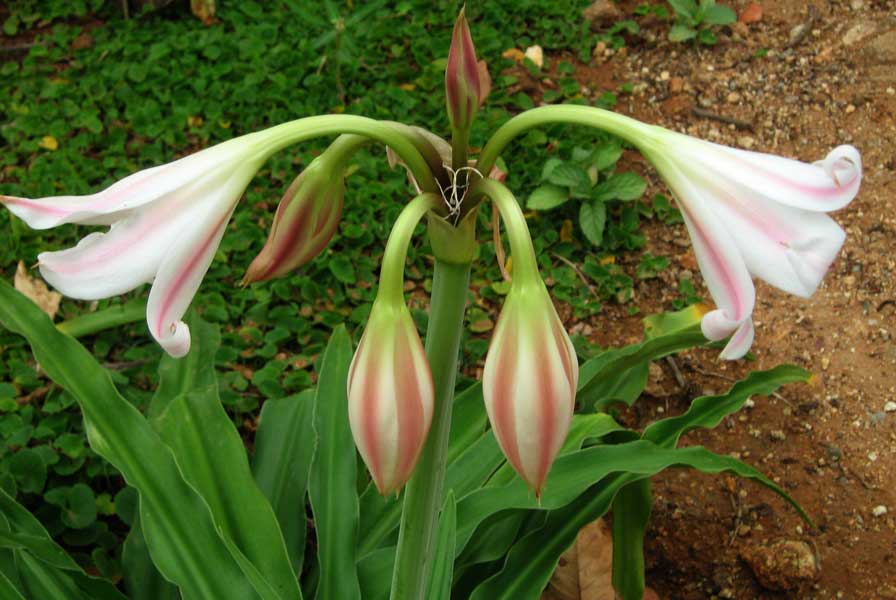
[
  {"x1": 1, "y1": 141, "x2": 247, "y2": 229},
  {"x1": 662, "y1": 161, "x2": 756, "y2": 348},
  {"x1": 36, "y1": 182, "x2": 217, "y2": 300},
  {"x1": 678, "y1": 138, "x2": 861, "y2": 212},
  {"x1": 701, "y1": 178, "x2": 847, "y2": 298}
]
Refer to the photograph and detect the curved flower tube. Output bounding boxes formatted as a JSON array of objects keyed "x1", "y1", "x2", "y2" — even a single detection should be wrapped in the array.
[
  {"x1": 476, "y1": 105, "x2": 861, "y2": 360},
  {"x1": 347, "y1": 193, "x2": 440, "y2": 495},
  {"x1": 474, "y1": 178, "x2": 578, "y2": 495},
  {"x1": 645, "y1": 138, "x2": 861, "y2": 359},
  {"x1": 1, "y1": 116, "x2": 439, "y2": 357}
]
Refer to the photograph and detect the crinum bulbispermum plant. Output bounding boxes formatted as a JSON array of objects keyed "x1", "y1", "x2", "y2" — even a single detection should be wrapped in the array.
[{"x1": 0, "y1": 9, "x2": 860, "y2": 600}]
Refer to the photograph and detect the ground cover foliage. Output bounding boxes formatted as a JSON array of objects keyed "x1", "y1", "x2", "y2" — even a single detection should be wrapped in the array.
[{"x1": 0, "y1": 0, "x2": 716, "y2": 583}]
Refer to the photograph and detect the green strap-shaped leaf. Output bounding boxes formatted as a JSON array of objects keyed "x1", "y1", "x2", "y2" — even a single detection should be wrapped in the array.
[
  {"x1": 467, "y1": 473, "x2": 632, "y2": 600},
  {"x1": 152, "y1": 315, "x2": 300, "y2": 599},
  {"x1": 425, "y1": 492, "x2": 456, "y2": 600},
  {"x1": 611, "y1": 479, "x2": 651, "y2": 600},
  {"x1": 457, "y1": 441, "x2": 807, "y2": 559},
  {"x1": 158, "y1": 388, "x2": 301, "y2": 600},
  {"x1": 0, "y1": 489, "x2": 126, "y2": 600},
  {"x1": 0, "y1": 569, "x2": 25, "y2": 600},
  {"x1": 0, "y1": 281, "x2": 256, "y2": 600},
  {"x1": 253, "y1": 390, "x2": 315, "y2": 574},
  {"x1": 357, "y1": 547, "x2": 394, "y2": 600},
  {"x1": 308, "y1": 326, "x2": 362, "y2": 600},
  {"x1": 468, "y1": 440, "x2": 805, "y2": 600},
  {"x1": 122, "y1": 515, "x2": 179, "y2": 600},
  {"x1": 446, "y1": 383, "x2": 488, "y2": 463},
  {"x1": 576, "y1": 324, "x2": 706, "y2": 410},
  {"x1": 644, "y1": 364, "x2": 811, "y2": 447},
  {"x1": 14, "y1": 552, "x2": 92, "y2": 600}
]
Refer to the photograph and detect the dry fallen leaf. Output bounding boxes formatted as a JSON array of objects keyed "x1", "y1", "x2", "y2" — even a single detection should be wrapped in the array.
[
  {"x1": 477, "y1": 59, "x2": 492, "y2": 105},
  {"x1": 14, "y1": 261, "x2": 62, "y2": 320},
  {"x1": 502, "y1": 48, "x2": 526, "y2": 62},
  {"x1": 544, "y1": 518, "x2": 614, "y2": 600},
  {"x1": 39, "y1": 136, "x2": 59, "y2": 151},
  {"x1": 544, "y1": 518, "x2": 661, "y2": 600},
  {"x1": 190, "y1": 0, "x2": 216, "y2": 25}
]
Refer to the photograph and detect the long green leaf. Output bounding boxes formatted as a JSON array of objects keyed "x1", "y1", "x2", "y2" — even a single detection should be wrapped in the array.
[
  {"x1": 253, "y1": 391, "x2": 315, "y2": 574},
  {"x1": 152, "y1": 315, "x2": 300, "y2": 599},
  {"x1": 158, "y1": 388, "x2": 301, "y2": 600},
  {"x1": 0, "y1": 489, "x2": 126, "y2": 600},
  {"x1": 611, "y1": 480, "x2": 650, "y2": 600},
  {"x1": 425, "y1": 492, "x2": 456, "y2": 600},
  {"x1": 55, "y1": 297, "x2": 147, "y2": 338},
  {"x1": 308, "y1": 326, "x2": 362, "y2": 600},
  {"x1": 576, "y1": 324, "x2": 705, "y2": 410},
  {"x1": 0, "y1": 281, "x2": 255, "y2": 600},
  {"x1": 357, "y1": 547, "x2": 394, "y2": 600},
  {"x1": 456, "y1": 441, "x2": 807, "y2": 558},
  {"x1": 122, "y1": 515, "x2": 179, "y2": 600},
  {"x1": 643, "y1": 364, "x2": 811, "y2": 447},
  {"x1": 0, "y1": 569, "x2": 25, "y2": 600}
]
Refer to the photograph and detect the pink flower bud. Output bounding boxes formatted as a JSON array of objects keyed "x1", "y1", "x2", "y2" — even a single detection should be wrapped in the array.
[
  {"x1": 445, "y1": 8, "x2": 481, "y2": 133},
  {"x1": 243, "y1": 158, "x2": 344, "y2": 283},
  {"x1": 483, "y1": 283, "x2": 578, "y2": 496},
  {"x1": 347, "y1": 302, "x2": 434, "y2": 495}
]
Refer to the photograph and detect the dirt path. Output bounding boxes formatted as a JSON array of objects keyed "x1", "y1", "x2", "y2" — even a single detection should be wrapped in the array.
[{"x1": 534, "y1": 1, "x2": 895, "y2": 597}]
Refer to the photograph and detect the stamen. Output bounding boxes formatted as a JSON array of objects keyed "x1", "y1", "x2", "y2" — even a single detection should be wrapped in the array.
[{"x1": 438, "y1": 163, "x2": 484, "y2": 219}]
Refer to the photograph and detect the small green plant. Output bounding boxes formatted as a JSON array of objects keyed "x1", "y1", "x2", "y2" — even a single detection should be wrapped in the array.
[
  {"x1": 527, "y1": 145, "x2": 647, "y2": 250},
  {"x1": 667, "y1": 0, "x2": 737, "y2": 45}
]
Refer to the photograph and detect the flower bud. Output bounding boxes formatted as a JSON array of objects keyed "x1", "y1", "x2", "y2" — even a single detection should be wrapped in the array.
[
  {"x1": 445, "y1": 8, "x2": 481, "y2": 133},
  {"x1": 347, "y1": 301, "x2": 434, "y2": 495},
  {"x1": 483, "y1": 281, "x2": 578, "y2": 496},
  {"x1": 243, "y1": 157, "x2": 344, "y2": 283}
]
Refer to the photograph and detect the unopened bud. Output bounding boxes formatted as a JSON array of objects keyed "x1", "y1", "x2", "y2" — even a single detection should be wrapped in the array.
[
  {"x1": 445, "y1": 8, "x2": 481, "y2": 133},
  {"x1": 347, "y1": 301, "x2": 434, "y2": 495},
  {"x1": 483, "y1": 280, "x2": 578, "y2": 496},
  {"x1": 243, "y1": 157, "x2": 344, "y2": 283}
]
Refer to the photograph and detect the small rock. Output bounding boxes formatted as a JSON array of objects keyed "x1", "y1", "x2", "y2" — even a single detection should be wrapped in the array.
[
  {"x1": 737, "y1": 135, "x2": 755, "y2": 149},
  {"x1": 850, "y1": 0, "x2": 865, "y2": 8},
  {"x1": 865, "y1": 31, "x2": 896, "y2": 64},
  {"x1": 726, "y1": 91, "x2": 742, "y2": 104},
  {"x1": 770, "y1": 430, "x2": 786, "y2": 441},
  {"x1": 845, "y1": 104, "x2": 856, "y2": 114},
  {"x1": 740, "y1": 540, "x2": 820, "y2": 591},
  {"x1": 669, "y1": 77, "x2": 684, "y2": 93},
  {"x1": 583, "y1": 0, "x2": 622, "y2": 25},
  {"x1": 660, "y1": 70, "x2": 670, "y2": 81},
  {"x1": 739, "y1": 3, "x2": 763, "y2": 24},
  {"x1": 842, "y1": 21, "x2": 877, "y2": 46},
  {"x1": 788, "y1": 24, "x2": 807, "y2": 46},
  {"x1": 873, "y1": 505, "x2": 888, "y2": 517},
  {"x1": 884, "y1": 401, "x2": 896, "y2": 412}
]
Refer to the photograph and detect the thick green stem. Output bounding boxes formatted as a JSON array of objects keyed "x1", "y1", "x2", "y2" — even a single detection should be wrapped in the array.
[
  {"x1": 450, "y1": 127, "x2": 469, "y2": 171},
  {"x1": 390, "y1": 260, "x2": 471, "y2": 600},
  {"x1": 245, "y1": 115, "x2": 438, "y2": 193},
  {"x1": 469, "y1": 178, "x2": 539, "y2": 286},
  {"x1": 476, "y1": 105, "x2": 660, "y2": 176},
  {"x1": 378, "y1": 193, "x2": 440, "y2": 305}
]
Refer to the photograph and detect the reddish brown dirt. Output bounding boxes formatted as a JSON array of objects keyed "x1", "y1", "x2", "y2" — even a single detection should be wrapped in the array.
[{"x1": 519, "y1": 0, "x2": 895, "y2": 598}]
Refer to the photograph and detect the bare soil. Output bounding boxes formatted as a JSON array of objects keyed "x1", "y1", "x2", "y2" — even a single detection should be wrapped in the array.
[{"x1": 525, "y1": 1, "x2": 896, "y2": 597}]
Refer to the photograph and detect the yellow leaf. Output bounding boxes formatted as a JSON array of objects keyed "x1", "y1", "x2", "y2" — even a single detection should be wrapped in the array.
[
  {"x1": 187, "y1": 115, "x2": 204, "y2": 127},
  {"x1": 39, "y1": 136, "x2": 59, "y2": 151},
  {"x1": 505, "y1": 256, "x2": 513, "y2": 275},
  {"x1": 399, "y1": 83, "x2": 416, "y2": 91},
  {"x1": 14, "y1": 261, "x2": 61, "y2": 320},
  {"x1": 560, "y1": 219, "x2": 574, "y2": 242},
  {"x1": 599, "y1": 256, "x2": 615, "y2": 265},
  {"x1": 218, "y1": 120, "x2": 231, "y2": 129},
  {"x1": 502, "y1": 48, "x2": 526, "y2": 62}
]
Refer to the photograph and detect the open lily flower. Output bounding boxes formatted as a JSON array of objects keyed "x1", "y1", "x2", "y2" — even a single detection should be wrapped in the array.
[
  {"x1": 647, "y1": 134, "x2": 861, "y2": 359},
  {"x1": 1, "y1": 136, "x2": 268, "y2": 357}
]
